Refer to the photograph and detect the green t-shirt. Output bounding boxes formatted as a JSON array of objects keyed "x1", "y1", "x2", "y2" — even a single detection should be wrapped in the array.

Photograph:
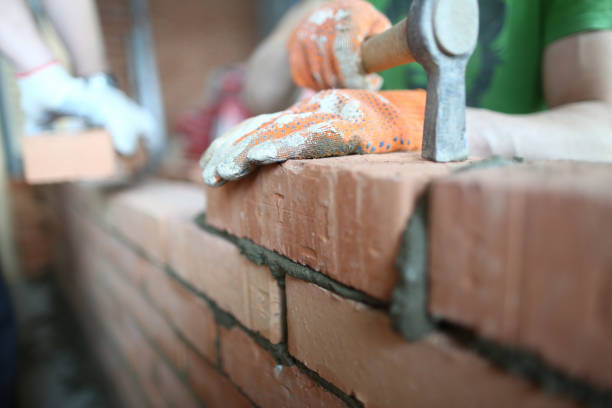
[{"x1": 370, "y1": 0, "x2": 612, "y2": 114}]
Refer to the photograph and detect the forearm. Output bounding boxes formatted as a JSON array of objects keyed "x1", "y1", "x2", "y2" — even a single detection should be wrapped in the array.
[
  {"x1": 243, "y1": 0, "x2": 326, "y2": 114},
  {"x1": 42, "y1": 0, "x2": 108, "y2": 76},
  {"x1": 467, "y1": 102, "x2": 612, "y2": 162},
  {"x1": 0, "y1": 0, "x2": 54, "y2": 72}
]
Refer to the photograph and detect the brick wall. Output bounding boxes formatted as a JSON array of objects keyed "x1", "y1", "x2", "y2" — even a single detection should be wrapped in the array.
[
  {"x1": 52, "y1": 153, "x2": 612, "y2": 407},
  {"x1": 96, "y1": 0, "x2": 257, "y2": 125}
]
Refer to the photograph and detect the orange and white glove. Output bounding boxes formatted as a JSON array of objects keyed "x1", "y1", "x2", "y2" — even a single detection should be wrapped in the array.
[
  {"x1": 288, "y1": 0, "x2": 391, "y2": 91},
  {"x1": 201, "y1": 89, "x2": 425, "y2": 186}
]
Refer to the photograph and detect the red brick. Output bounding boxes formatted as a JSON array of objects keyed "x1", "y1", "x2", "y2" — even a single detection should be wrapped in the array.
[
  {"x1": 70, "y1": 209, "x2": 147, "y2": 285},
  {"x1": 22, "y1": 130, "x2": 116, "y2": 184},
  {"x1": 206, "y1": 153, "x2": 468, "y2": 300},
  {"x1": 186, "y1": 347, "x2": 251, "y2": 408},
  {"x1": 107, "y1": 180, "x2": 204, "y2": 263},
  {"x1": 219, "y1": 326, "x2": 345, "y2": 408},
  {"x1": 97, "y1": 253, "x2": 188, "y2": 371},
  {"x1": 154, "y1": 359, "x2": 200, "y2": 408},
  {"x1": 167, "y1": 215, "x2": 282, "y2": 343},
  {"x1": 96, "y1": 339, "x2": 149, "y2": 408},
  {"x1": 101, "y1": 297, "x2": 167, "y2": 408},
  {"x1": 96, "y1": 276, "x2": 200, "y2": 408},
  {"x1": 286, "y1": 276, "x2": 576, "y2": 408},
  {"x1": 429, "y1": 161, "x2": 612, "y2": 389},
  {"x1": 145, "y1": 260, "x2": 217, "y2": 362}
]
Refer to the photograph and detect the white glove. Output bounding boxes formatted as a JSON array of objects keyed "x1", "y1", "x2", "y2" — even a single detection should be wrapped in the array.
[{"x1": 17, "y1": 62, "x2": 162, "y2": 156}]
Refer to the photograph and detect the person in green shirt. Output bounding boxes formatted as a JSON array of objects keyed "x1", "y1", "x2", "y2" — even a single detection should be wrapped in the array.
[{"x1": 240, "y1": 0, "x2": 612, "y2": 163}]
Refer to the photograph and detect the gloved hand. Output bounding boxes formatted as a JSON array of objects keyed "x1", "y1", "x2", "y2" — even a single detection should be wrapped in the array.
[
  {"x1": 17, "y1": 62, "x2": 161, "y2": 156},
  {"x1": 288, "y1": 0, "x2": 391, "y2": 91},
  {"x1": 201, "y1": 88, "x2": 426, "y2": 186}
]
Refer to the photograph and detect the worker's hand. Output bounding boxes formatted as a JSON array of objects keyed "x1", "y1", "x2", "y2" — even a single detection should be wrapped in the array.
[
  {"x1": 201, "y1": 88, "x2": 425, "y2": 186},
  {"x1": 288, "y1": 0, "x2": 391, "y2": 91},
  {"x1": 17, "y1": 62, "x2": 161, "y2": 156}
]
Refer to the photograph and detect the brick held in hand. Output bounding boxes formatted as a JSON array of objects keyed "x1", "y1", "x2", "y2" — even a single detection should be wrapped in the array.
[{"x1": 22, "y1": 129, "x2": 148, "y2": 184}]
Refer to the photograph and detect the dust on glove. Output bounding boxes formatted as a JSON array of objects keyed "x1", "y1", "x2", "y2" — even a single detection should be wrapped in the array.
[
  {"x1": 288, "y1": 0, "x2": 391, "y2": 91},
  {"x1": 201, "y1": 88, "x2": 425, "y2": 186}
]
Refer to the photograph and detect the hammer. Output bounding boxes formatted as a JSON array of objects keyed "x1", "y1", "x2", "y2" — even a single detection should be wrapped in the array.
[{"x1": 361, "y1": 0, "x2": 479, "y2": 162}]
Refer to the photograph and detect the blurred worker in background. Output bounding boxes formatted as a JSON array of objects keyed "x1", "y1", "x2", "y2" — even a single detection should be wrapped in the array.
[
  {"x1": 0, "y1": 0, "x2": 161, "y2": 404},
  {"x1": 201, "y1": 0, "x2": 612, "y2": 186},
  {"x1": 0, "y1": 0, "x2": 161, "y2": 157}
]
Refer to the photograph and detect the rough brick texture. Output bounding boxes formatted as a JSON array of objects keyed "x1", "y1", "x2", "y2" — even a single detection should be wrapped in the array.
[
  {"x1": 286, "y1": 276, "x2": 575, "y2": 408},
  {"x1": 219, "y1": 325, "x2": 345, "y2": 407},
  {"x1": 429, "y1": 161, "x2": 612, "y2": 389},
  {"x1": 167, "y1": 215, "x2": 283, "y2": 343},
  {"x1": 206, "y1": 153, "x2": 467, "y2": 300}
]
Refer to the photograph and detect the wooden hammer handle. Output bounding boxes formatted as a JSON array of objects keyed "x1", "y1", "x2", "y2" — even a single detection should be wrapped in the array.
[{"x1": 361, "y1": 18, "x2": 414, "y2": 74}]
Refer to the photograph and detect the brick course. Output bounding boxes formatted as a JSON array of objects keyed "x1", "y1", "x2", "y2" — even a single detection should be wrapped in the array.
[
  {"x1": 429, "y1": 161, "x2": 612, "y2": 389},
  {"x1": 52, "y1": 160, "x2": 610, "y2": 408},
  {"x1": 185, "y1": 347, "x2": 251, "y2": 408},
  {"x1": 145, "y1": 258, "x2": 217, "y2": 362},
  {"x1": 206, "y1": 152, "x2": 467, "y2": 300},
  {"x1": 167, "y1": 215, "x2": 283, "y2": 343},
  {"x1": 219, "y1": 325, "x2": 346, "y2": 407},
  {"x1": 286, "y1": 276, "x2": 576, "y2": 408},
  {"x1": 106, "y1": 180, "x2": 204, "y2": 262}
]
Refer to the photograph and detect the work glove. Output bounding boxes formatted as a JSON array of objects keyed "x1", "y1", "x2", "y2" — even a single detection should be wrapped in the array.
[
  {"x1": 288, "y1": 0, "x2": 391, "y2": 91},
  {"x1": 201, "y1": 88, "x2": 425, "y2": 186},
  {"x1": 17, "y1": 62, "x2": 161, "y2": 156}
]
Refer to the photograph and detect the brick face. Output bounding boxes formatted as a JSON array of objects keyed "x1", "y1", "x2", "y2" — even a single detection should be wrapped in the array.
[
  {"x1": 145, "y1": 259, "x2": 217, "y2": 362},
  {"x1": 90, "y1": 248, "x2": 188, "y2": 371},
  {"x1": 429, "y1": 161, "x2": 612, "y2": 389},
  {"x1": 167, "y1": 215, "x2": 283, "y2": 343},
  {"x1": 185, "y1": 347, "x2": 251, "y2": 408},
  {"x1": 107, "y1": 180, "x2": 204, "y2": 263},
  {"x1": 206, "y1": 152, "x2": 468, "y2": 300},
  {"x1": 285, "y1": 276, "x2": 576, "y2": 408},
  {"x1": 219, "y1": 326, "x2": 346, "y2": 408}
]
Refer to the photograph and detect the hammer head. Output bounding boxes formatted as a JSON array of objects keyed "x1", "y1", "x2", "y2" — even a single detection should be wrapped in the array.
[{"x1": 406, "y1": 0, "x2": 479, "y2": 162}]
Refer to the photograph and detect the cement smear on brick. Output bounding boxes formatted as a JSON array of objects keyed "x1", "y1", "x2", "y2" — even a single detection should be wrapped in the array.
[
  {"x1": 390, "y1": 156, "x2": 612, "y2": 406},
  {"x1": 390, "y1": 156, "x2": 521, "y2": 341},
  {"x1": 391, "y1": 193, "x2": 435, "y2": 340},
  {"x1": 195, "y1": 214, "x2": 387, "y2": 309}
]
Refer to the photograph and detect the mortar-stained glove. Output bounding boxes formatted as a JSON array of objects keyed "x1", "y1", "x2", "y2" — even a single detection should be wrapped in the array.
[
  {"x1": 201, "y1": 88, "x2": 425, "y2": 186},
  {"x1": 17, "y1": 62, "x2": 161, "y2": 156},
  {"x1": 288, "y1": 0, "x2": 391, "y2": 91}
]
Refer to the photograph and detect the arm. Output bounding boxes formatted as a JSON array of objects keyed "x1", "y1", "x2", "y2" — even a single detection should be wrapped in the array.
[
  {"x1": 243, "y1": 0, "x2": 325, "y2": 115},
  {"x1": 0, "y1": 0, "x2": 54, "y2": 72},
  {"x1": 41, "y1": 0, "x2": 108, "y2": 76},
  {"x1": 467, "y1": 30, "x2": 612, "y2": 162}
]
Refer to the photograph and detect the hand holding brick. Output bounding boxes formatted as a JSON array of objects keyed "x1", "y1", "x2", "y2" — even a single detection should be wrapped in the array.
[
  {"x1": 200, "y1": 89, "x2": 426, "y2": 186},
  {"x1": 288, "y1": 0, "x2": 390, "y2": 90},
  {"x1": 18, "y1": 63, "x2": 161, "y2": 156}
]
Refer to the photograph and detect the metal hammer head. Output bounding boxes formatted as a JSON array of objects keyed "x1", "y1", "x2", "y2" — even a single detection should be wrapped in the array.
[{"x1": 406, "y1": 0, "x2": 479, "y2": 162}]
